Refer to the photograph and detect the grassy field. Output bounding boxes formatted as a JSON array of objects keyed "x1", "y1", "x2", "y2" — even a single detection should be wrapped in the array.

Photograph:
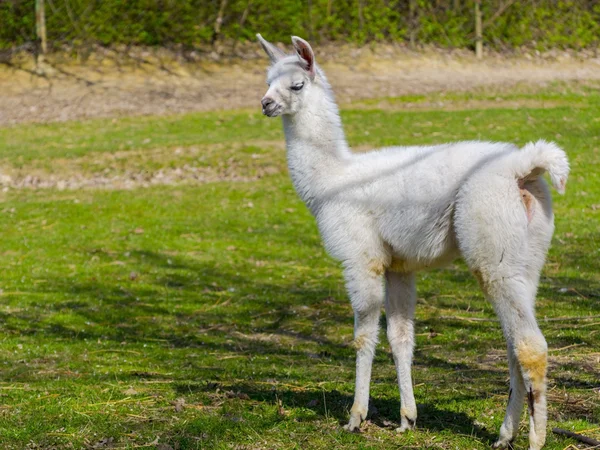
[{"x1": 0, "y1": 85, "x2": 599, "y2": 449}]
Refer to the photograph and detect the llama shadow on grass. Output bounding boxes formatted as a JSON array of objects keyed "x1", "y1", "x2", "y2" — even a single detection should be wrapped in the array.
[
  {"x1": 7, "y1": 242, "x2": 597, "y2": 343},
  {"x1": 4, "y1": 246, "x2": 598, "y2": 386},
  {"x1": 180, "y1": 379, "x2": 499, "y2": 445},
  {"x1": 3, "y1": 246, "x2": 596, "y2": 446}
]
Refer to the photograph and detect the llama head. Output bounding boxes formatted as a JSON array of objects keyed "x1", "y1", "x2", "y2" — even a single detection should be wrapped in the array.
[{"x1": 257, "y1": 34, "x2": 319, "y2": 117}]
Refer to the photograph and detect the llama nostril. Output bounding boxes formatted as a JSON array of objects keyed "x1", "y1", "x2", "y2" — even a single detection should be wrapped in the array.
[{"x1": 261, "y1": 97, "x2": 274, "y2": 109}]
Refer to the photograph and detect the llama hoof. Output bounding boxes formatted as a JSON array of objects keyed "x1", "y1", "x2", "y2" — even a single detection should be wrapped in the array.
[
  {"x1": 395, "y1": 421, "x2": 415, "y2": 433},
  {"x1": 491, "y1": 439, "x2": 513, "y2": 449},
  {"x1": 395, "y1": 414, "x2": 416, "y2": 433},
  {"x1": 343, "y1": 415, "x2": 362, "y2": 432},
  {"x1": 343, "y1": 423, "x2": 360, "y2": 433},
  {"x1": 527, "y1": 443, "x2": 544, "y2": 450}
]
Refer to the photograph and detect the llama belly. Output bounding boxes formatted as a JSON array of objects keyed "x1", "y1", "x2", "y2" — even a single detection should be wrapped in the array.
[
  {"x1": 379, "y1": 204, "x2": 459, "y2": 273},
  {"x1": 387, "y1": 246, "x2": 459, "y2": 273}
]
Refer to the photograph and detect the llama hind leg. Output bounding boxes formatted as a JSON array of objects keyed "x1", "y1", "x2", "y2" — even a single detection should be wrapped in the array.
[
  {"x1": 384, "y1": 271, "x2": 417, "y2": 432},
  {"x1": 493, "y1": 341, "x2": 526, "y2": 448},
  {"x1": 343, "y1": 264, "x2": 385, "y2": 432},
  {"x1": 484, "y1": 277, "x2": 548, "y2": 450},
  {"x1": 456, "y1": 174, "x2": 554, "y2": 449}
]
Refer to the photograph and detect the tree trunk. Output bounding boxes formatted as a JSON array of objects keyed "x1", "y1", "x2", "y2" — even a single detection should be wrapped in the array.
[
  {"x1": 358, "y1": 0, "x2": 365, "y2": 32},
  {"x1": 326, "y1": 0, "x2": 333, "y2": 38},
  {"x1": 475, "y1": 0, "x2": 483, "y2": 58},
  {"x1": 35, "y1": 0, "x2": 47, "y2": 56},
  {"x1": 232, "y1": 0, "x2": 252, "y2": 52},
  {"x1": 409, "y1": 0, "x2": 417, "y2": 48},
  {"x1": 307, "y1": 0, "x2": 314, "y2": 40},
  {"x1": 212, "y1": 0, "x2": 229, "y2": 46}
]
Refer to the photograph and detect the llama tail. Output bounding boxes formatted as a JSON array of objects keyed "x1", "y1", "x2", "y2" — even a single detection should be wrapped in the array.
[{"x1": 512, "y1": 140, "x2": 570, "y2": 194}]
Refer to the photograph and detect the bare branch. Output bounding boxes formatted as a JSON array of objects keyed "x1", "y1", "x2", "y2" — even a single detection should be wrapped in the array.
[{"x1": 552, "y1": 428, "x2": 600, "y2": 447}]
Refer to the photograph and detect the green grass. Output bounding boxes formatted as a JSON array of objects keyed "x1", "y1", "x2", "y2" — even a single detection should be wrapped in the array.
[{"x1": 0, "y1": 86, "x2": 599, "y2": 449}]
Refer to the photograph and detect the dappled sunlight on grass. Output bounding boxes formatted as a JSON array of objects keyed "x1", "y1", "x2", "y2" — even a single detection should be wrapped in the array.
[{"x1": 0, "y1": 86, "x2": 599, "y2": 449}]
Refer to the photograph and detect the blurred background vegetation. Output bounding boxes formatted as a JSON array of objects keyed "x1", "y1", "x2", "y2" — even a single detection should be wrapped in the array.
[{"x1": 1, "y1": 0, "x2": 599, "y2": 56}]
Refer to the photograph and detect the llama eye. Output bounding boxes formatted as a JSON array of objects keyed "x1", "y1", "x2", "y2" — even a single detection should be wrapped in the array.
[{"x1": 291, "y1": 82, "x2": 304, "y2": 92}]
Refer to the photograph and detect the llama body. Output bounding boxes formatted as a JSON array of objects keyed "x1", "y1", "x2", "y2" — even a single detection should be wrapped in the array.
[{"x1": 258, "y1": 34, "x2": 569, "y2": 450}]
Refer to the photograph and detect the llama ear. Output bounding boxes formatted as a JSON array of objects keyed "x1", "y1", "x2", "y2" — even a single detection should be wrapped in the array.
[
  {"x1": 256, "y1": 34, "x2": 286, "y2": 63},
  {"x1": 291, "y1": 36, "x2": 315, "y2": 80}
]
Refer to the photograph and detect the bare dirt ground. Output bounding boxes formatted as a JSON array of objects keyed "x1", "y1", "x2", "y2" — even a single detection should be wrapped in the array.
[
  {"x1": 1, "y1": 45, "x2": 600, "y2": 126},
  {"x1": 0, "y1": 141, "x2": 287, "y2": 191},
  {"x1": 2, "y1": 45, "x2": 600, "y2": 191}
]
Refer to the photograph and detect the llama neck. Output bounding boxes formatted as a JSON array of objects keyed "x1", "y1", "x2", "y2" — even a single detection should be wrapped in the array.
[{"x1": 282, "y1": 89, "x2": 350, "y2": 208}]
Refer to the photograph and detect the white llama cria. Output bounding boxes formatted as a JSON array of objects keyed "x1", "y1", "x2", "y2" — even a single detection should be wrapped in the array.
[{"x1": 257, "y1": 34, "x2": 569, "y2": 450}]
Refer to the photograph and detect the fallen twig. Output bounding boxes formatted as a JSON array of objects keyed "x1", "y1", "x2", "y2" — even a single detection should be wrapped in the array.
[
  {"x1": 438, "y1": 314, "x2": 600, "y2": 323},
  {"x1": 543, "y1": 314, "x2": 600, "y2": 322},
  {"x1": 87, "y1": 396, "x2": 155, "y2": 407},
  {"x1": 89, "y1": 349, "x2": 142, "y2": 355},
  {"x1": 549, "y1": 343, "x2": 587, "y2": 352},
  {"x1": 439, "y1": 315, "x2": 496, "y2": 322},
  {"x1": 574, "y1": 322, "x2": 600, "y2": 329},
  {"x1": 553, "y1": 427, "x2": 600, "y2": 446}
]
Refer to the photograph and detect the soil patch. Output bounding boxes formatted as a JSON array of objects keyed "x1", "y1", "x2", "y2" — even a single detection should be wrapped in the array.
[{"x1": 1, "y1": 46, "x2": 599, "y2": 126}]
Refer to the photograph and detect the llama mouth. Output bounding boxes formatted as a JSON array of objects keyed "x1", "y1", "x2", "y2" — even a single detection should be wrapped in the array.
[{"x1": 262, "y1": 106, "x2": 282, "y2": 117}]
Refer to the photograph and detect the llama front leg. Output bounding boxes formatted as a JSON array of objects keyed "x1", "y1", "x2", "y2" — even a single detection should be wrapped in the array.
[
  {"x1": 385, "y1": 271, "x2": 417, "y2": 432},
  {"x1": 343, "y1": 265, "x2": 385, "y2": 432}
]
